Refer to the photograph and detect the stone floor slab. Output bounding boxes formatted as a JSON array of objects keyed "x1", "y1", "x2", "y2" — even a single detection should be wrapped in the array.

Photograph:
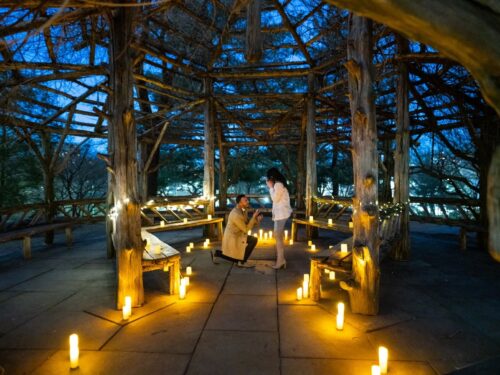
[
  {"x1": 279, "y1": 305, "x2": 375, "y2": 359},
  {"x1": 31, "y1": 350, "x2": 190, "y2": 375},
  {"x1": 222, "y1": 271, "x2": 276, "y2": 296},
  {"x1": 187, "y1": 330, "x2": 280, "y2": 375},
  {"x1": 104, "y1": 301, "x2": 211, "y2": 354},
  {"x1": 206, "y1": 294, "x2": 277, "y2": 332},
  {"x1": 0, "y1": 349, "x2": 56, "y2": 375},
  {"x1": 0, "y1": 310, "x2": 119, "y2": 350}
]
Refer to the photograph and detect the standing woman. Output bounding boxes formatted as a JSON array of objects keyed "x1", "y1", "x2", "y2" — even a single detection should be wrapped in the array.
[{"x1": 266, "y1": 167, "x2": 293, "y2": 269}]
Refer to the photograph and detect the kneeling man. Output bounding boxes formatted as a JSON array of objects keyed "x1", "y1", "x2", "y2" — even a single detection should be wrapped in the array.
[{"x1": 212, "y1": 194, "x2": 263, "y2": 268}]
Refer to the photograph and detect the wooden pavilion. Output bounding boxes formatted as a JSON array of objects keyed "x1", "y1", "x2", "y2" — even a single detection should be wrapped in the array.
[{"x1": 0, "y1": 0, "x2": 499, "y2": 315}]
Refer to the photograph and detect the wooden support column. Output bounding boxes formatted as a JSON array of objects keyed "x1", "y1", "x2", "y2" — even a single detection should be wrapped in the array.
[
  {"x1": 216, "y1": 121, "x2": 227, "y2": 212},
  {"x1": 392, "y1": 36, "x2": 411, "y2": 260},
  {"x1": 109, "y1": 6, "x2": 144, "y2": 309},
  {"x1": 245, "y1": 0, "x2": 262, "y2": 63},
  {"x1": 305, "y1": 73, "x2": 318, "y2": 239},
  {"x1": 488, "y1": 145, "x2": 500, "y2": 261},
  {"x1": 41, "y1": 131, "x2": 55, "y2": 245},
  {"x1": 295, "y1": 113, "x2": 306, "y2": 210},
  {"x1": 204, "y1": 78, "x2": 216, "y2": 235},
  {"x1": 340, "y1": 15, "x2": 380, "y2": 315}
]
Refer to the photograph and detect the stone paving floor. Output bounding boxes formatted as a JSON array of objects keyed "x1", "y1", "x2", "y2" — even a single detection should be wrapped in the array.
[{"x1": 0, "y1": 220, "x2": 499, "y2": 374}]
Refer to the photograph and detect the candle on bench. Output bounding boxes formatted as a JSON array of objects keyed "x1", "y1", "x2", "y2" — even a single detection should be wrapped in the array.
[
  {"x1": 309, "y1": 216, "x2": 314, "y2": 223},
  {"x1": 379, "y1": 346, "x2": 388, "y2": 374},
  {"x1": 329, "y1": 271, "x2": 336, "y2": 280},
  {"x1": 207, "y1": 214, "x2": 212, "y2": 220},
  {"x1": 336, "y1": 302, "x2": 344, "y2": 330},
  {"x1": 183, "y1": 218, "x2": 188, "y2": 223},
  {"x1": 296, "y1": 287, "x2": 303, "y2": 301},
  {"x1": 349, "y1": 221, "x2": 353, "y2": 228},
  {"x1": 328, "y1": 218, "x2": 333, "y2": 226},
  {"x1": 324, "y1": 269, "x2": 330, "y2": 274},
  {"x1": 284, "y1": 230, "x2": 288, "y2": 240},
  {"x1": 186, "y1": 266, "x2": 192, "y2": 276},
  {"x1": 69, "y1": 334, "x2": 79, "y2": 369},
  {"x1": 160, "y1": 220, "x2": 165, "y2": 227},
  {"x1": 340, "y1": 243, "x2": 348, "y2": 253}
]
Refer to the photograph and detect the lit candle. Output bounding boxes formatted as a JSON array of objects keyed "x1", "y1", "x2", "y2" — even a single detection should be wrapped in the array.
[
  {"x1": 289, "y1": 239, "x2": 294, "y2": 245},
  {"x1": 311, "y1": 244, "x2": 316, "y2": 251},
  {"x1": 206, "y1": 238, "x2": 210, "y2": 244},
  {"x1": 259, "y1": 229, "x2": 263, "y2": 239},
  {"x1": 296, "y1": 287, "x2": 303, "y2": 301},
  {"x1": 122, "y1": 296, "x2": 131, "y2": 320},
  {"x1": 183, "y1": 218, "x2": 188, "y2": 223},
  {"x1": 336, "y1": 302, "x2": 344, "y2": 330},
  {"x1": 329, "y1": 271, "x2": 336, "y2": 280},
  {"x1": 69, "y1": 333, "x2": 79, "y2": 369},
  {"x1": 349, "y1": 221, "x2": 353, "y2": 228},
  {"x1": 179, "y1": 283, "x2": 186, "y2": 299},
  {"x1": 379, "y1": 346, "x2": 388, "y2": 374},
  {"x1": 189, "y1": 242, "x2": 194, "y2": 248},
  {"x1": 309, "y1": 216, "x2": 314, "y2": 223},
  {"x1": 183, "y1": 276, "x2": 190, "y2": 286},
  {"x1": 308, "y1": 240, "x2": 312, "y2": 246},
  {"x1": 341, "y1": 243, "x2": 348, "y2": 253},
  {"x1": 264, "y1": 233, "x2": 268, "y2": 240},
  {"x1": 284, "y1": 230, "x2": 288, "y2": 240},
  {"x1": 207, "y1": 214, "x2": 212, "y2": 220},
  {"x1": 371, "y1": 365, "x2": 381, "y2": 375},
  {"x1": 328, "y1": 218, "x2": 333, "y2": 226},
  {"x1": 268, "y1": 231, "x2": 273, "y2": 239},
  {"x1": 302, "y1": 280, "x2": 309, "y2": 298},
  {"x1": 160, "y1": 220, "x2": 165, "y2": 227},
  {"x1": 303, "y1": 273, "x2": 309, "y2": 283},
  {"x1": 203, "y1": 241, "x2": 208, "y2": 249},
  {"x1": 186, "y1": 266, "x2": 192, "y2": 276},
  {"x1": 186, "y1": 246, "x2": 191, "y2": 253},
  {"x1": 248, "y1": 230, "x2": 252, "y2": 235},
  {"x1": 254, "y1": 233, "x2": 258, "y2": 238},
  {"x1": 324, "y1": 269, "x2": 330, "y2": 274}
]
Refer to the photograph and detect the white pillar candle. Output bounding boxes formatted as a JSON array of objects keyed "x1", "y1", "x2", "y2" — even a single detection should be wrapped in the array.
[
  {"x1": 302, "y1": 280, "x2": 309, "y2": 298},
  {"x1": 379, "y1": 346, "x2": 388, "y2": 374},
  {"x1": 284, "y1": 230, "x2": 288, "y2": 240},
  {"x1": 189, "y1": 242, "x2": 194, "y2": 248},
  {"x1": 179, "y1": 283, "x2": 186, "y2": 299},
  {"x1": 371, "y1": 365, "x2": 381, "y2": 375},
  {"x1": 268, "y1": 231, "x2": 273, "y2": 239},
  {"x1": 308, "y1": 240, "x2": 312, "y2": 246},
  {"x1": 186, "y1": 266, "x2": 192, "y2": 276},
  {"x1": 340, "y1": 243, "x2": 348, "y2": 253},
  {"x1": 311, "y1": 244, "x2": 316, "y2": 251},
  {"x1": 69, "y1": 333, "x2": 79, "y2": 369},
  {"x1": 309, "y1": 216, "x2": 314, "y2": 223},
  {"x1": 203, "y1": 241, "x2": 208, "y2": 249},
  {"x1": 329, "y1": 271, "x2": 336, "y2": 280},
  {"x1": 296, "y1": 287, "x2": 303, "y2": 301},
  {"x1": 324, "y1": 269, "x2": 330, "y2": 274},
  {"x1": 183, "y1": 276, "x2": 190, "y2": 286},
  {"x1": 259, "y1": 229, "x2": 263, "y2": 238},
  {"x1": 183, "y1": 218, "x2": 188, "y2": 223},
  {"x1": 160, "y1": 220, "x2": 165, "y2": 227},
  {"x1": 264, "y1": 233, "x2": 268, "y2": 240},
  {"x1": 328, "y1": 218, "x2": 333, "y2": 226},
  {"x1": 289, "y1": 239, "x2": 294, "y2": 245},
  {"x1": 254, "y1": 233, "x2": 258, "y2": 238},
  {"x1": 303, "y1": 273, "x2": 310, "y2": 283},
  {"x1": 207, "y1": 214, "x2": 212, "y2": 220},
  {"x1": 206, "y1": 238, "x2": 210, "y2": 244},
  {"x1": 186, "y1": 246, "x2": 191, "y2": 253},
  {"x1": 248, "y1": 230, "x2": 251, "y2": 235},
  {"x1": 122, "y1": 296, "x2": 132, "y2": 320},
  {"x1": 349, "y1": 221, "x2": 353, "y2": 228},
  {"x1": 336, "y1": 302, "x2": 344, "y2": 330}
]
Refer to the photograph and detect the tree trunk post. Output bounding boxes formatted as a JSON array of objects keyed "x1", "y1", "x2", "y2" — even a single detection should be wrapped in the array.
[
  {"x1": 305, "y1": 73, "x2": 318, "y2": 239},
  {"x1": 109, "y1": 6, "x2": 144, "y2": 309},
  {"x1": 488, "y1": 145, "x2": 500, "y2": 261},
  {"x1": 245, "y1": 0, "x2": 262, "y2": 63},
  {"x1": 216, "y1": 121, "x2": 227, "y2": 212},
  {"x1": 204, "y1": 78, "x2": 216, "y2": 236},
  {"x1": 340, "y1": 15, "x2": 380, "y2": 315},
  {"x1": 392, "y1": 36, "x2": 411, "y2": 260},
  {"x1": 41, "y1": 132, "x2": 55, "y2": 245},
  {"x1": 296, "y1": 113, "x2": 306, "y2": 211}
]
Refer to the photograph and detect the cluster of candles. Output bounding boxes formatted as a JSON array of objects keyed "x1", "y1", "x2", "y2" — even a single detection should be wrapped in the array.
[
  {"x1": 296, "y1": 273, "x2": 310, "y2": 300},
  {"x1": 307, "y1": 240, "x2": 317, "y2": 252},
  {"x1": 179, "y1": 266, "x2": 193, "y2": 299},
  {"x1": 203, "y1": 238, "x2": 210, "y2": 248}
]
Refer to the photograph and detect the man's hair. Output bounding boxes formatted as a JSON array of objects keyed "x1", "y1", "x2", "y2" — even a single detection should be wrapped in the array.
[{"x1": 236, "y1": 194, "x2": 246, "y2": 204}]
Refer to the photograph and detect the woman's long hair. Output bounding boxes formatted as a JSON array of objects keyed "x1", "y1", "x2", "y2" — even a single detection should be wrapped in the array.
[{"x1": 266, "y1": 167, "x2": 289, "y2": 190}]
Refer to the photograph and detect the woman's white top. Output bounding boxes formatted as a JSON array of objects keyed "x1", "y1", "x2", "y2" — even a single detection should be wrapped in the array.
[{"x1": 269, "y1": 182, "x2": 293, "y2": 221}]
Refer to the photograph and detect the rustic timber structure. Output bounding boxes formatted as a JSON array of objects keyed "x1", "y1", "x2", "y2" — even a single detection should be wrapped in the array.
[{"x1": 1, "y1": 0, "x2": 499, "y2": 313}]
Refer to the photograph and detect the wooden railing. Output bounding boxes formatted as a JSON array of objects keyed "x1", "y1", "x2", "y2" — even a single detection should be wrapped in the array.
[{"x1": 0, "y1": 195, "x2": 482, "y2": 232}]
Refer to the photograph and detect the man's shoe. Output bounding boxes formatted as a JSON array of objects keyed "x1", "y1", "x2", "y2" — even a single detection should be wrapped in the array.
[
  {"x1": 236, "y1": 261, "x2": 255, "y2": 268},
  {"x1": 211, "y1": 250, "x2": 220, "y2": 264}
]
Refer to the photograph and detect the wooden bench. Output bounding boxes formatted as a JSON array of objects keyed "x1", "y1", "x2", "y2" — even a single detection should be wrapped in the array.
[
  {"x1": 141, "y1": 230, "x2": 181, "y2": 295},
  {"x1": 309, "y1": 213, "x2": 401, "y2": 301},
  {"x1": 291, "y1": 217, "x2": 352, "y2": 241},
  {"x1": 0, "y1": 222, "x2": 73, "y2": 259},
  {"x1": 143, "y1": 217, "x2": 224, "y2": 241}
]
